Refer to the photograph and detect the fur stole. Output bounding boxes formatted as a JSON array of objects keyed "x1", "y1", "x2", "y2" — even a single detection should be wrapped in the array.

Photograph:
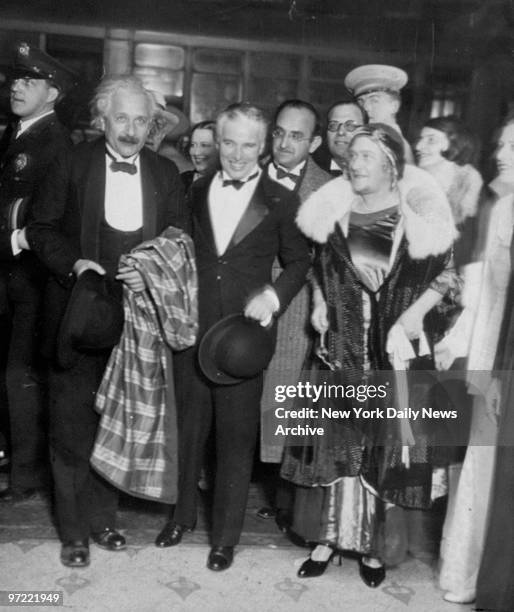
[{"x1": 296, "y1": 165, "x2": 458, "y2": 259}]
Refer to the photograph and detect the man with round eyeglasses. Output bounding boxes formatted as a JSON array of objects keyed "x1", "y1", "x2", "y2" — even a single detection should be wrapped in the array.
[{"x1": 324, "y1": 101, "x2": 365, "y2": 176}]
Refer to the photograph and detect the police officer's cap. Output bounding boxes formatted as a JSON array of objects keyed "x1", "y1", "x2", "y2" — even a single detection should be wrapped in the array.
[
  {"x1": 345, "y1": 64, "x2": 408, "y2": 98},
  {"x1": 12, "y1": 42, "x2": 76, "y2": 93}
]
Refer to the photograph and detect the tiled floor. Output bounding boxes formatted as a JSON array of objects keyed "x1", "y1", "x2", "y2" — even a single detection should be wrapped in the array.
[{"x1": 0, "y1": 472, "x2": 474, "y2": 612}]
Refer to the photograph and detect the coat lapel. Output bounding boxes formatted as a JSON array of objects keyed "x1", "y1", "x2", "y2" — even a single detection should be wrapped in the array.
[
  {"x1": 140, "y1": 149, "x2": 158, "y2": 241},
  {"x1": 193, "y1": 176, "x2": 218, "y2": 253},
  {"x1": 226, "y1": 176, "x2": 269, "y2": 250},
  {"x1": 81, "y1": 139, "x2": 106, "y2": 261},
  {"x1": 298, "y1": 157, "x2": 331, "y2": 203}
]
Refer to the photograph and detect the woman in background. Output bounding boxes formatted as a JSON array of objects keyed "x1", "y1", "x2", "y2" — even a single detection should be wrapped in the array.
[
  {"x1": 180, "y1": 120, "x2": 218, "y2": 191},
  {"x1": 435, "y1": 116, "x2": 514, "y2": 605},
  {"x1": 415, "y1": 115, "x2": 483, "y2": 269}
]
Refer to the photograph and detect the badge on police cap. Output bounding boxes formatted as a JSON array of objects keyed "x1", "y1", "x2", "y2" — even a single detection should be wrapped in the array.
[
  {"x1": 345, "y1": 64, "x2": 408, "y2": 98},
  {"x1": 12, "y1": 42, "x2": 76, "y2": 93}
]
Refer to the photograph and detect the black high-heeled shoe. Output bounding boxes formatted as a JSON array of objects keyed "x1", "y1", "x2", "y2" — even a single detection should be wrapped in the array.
[
  {"x1": 297, "y1": 549, "x2": 341, "y2": 578},
  {"x1": 359, "y1": 557, "x2": 386, "y2": 588}
]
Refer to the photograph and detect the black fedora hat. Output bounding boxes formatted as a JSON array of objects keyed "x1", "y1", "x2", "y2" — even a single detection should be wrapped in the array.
[
  {"x1": 57, "y1": 270, "x2": 124, "y2": 369},
  {"x1": 199, "y1": 314, "x2": 274, "y2": 385}
]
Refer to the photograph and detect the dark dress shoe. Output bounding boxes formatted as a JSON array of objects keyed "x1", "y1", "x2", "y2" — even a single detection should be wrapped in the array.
[
  {"x1": 359, "y1": 558, "x2": 386, "y2": 588},
  {"x1": 61, "y1": 540, "x2": 90, "y2": 567},
  {"x1": 256, "y1": 506, "x2": 275, "y2": 520},
  {"x1": 275, "y1": 509, "x2": 292, "y2": 533},
  {"x1": 0, "y1": 449, "x2": 9, "y2": 467},
  {"x1": 207, "y1": 546, "x2": 234, "y2": 571},
  {"x1": 0, "y1": 487, "x2": 37, "y2": 503},
  {"x1": 297, "y1": 550, "x2": 340, "y2": 578},
  {"x1": 91, "y1": 528, "x2": 126, "y2": 551},
  {"x1": 155, "y1": 522, "x2": 191, "y2": 547}
]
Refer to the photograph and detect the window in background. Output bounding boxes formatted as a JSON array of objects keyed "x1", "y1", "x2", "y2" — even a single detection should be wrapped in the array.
[
  {"x1": 133, "y1": 43, "x2": 185, "y2": 102},
  {"x1": 190, "y1": 48, "x2": 242, "y2": 123},
  {"x1": 247, "y1": 52, "x2": 299, "y2": 117},
  {"x1": 309, "y1": 58, "x2": 350, "y2": 111}
]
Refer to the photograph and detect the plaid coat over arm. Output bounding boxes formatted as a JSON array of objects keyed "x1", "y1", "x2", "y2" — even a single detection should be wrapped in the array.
[{"x1": 91, "y1": 227, "x2": 198, "y2": 503}]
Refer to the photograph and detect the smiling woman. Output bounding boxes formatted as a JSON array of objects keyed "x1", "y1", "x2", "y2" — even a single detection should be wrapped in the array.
[{"x1": 281, "y1": 122, "x2": 458, "y2": 588}]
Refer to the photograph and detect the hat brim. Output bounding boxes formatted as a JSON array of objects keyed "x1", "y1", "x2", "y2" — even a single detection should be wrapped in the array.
[
  {"x1": 160, "y1": 106, "x2": 190, "y2": 138},
  {"x1": 57, "y1": 270, "x2": 123, "y2": 370},
  {"x1": 199, "y1": 314, "x2": 245, "y2": 385},
  {"x1": 57, "y1": 273, "x2": 94, "y2": 370},
  {"x1": 199, "y1": 313, "x2": 274, "y2": 385},
  {"x1": 11, "y1": 67, "x2": 48, "y2": 81}
]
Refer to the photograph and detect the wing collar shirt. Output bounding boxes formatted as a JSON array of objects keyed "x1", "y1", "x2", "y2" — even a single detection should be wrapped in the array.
[
  {"x1": 208, "y1": 167, "x2": 262, "y2": 255},
  {"x1": 104, "y1": 143, "x2": 143, "y2": 231},
  {"x1": 268, "y1": 159, "x2": 305, "y2": 191}
]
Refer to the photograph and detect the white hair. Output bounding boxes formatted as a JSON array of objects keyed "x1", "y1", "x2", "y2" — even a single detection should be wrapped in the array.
[{"x1": 90, "y1": 75, "x2": 157, "y2": 130}]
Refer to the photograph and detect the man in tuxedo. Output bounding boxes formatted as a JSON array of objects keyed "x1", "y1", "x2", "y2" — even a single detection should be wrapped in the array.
[
  {"x1": 155, "y1": 102, "x2": 310, "y2": 571},
  {"x1": 0, "y1": 43, "x2": 74, "y2": 503},
  {"x1": 26, "y1": 75, "x2": 189, "y2": 567},
  {"x1": 314, "y1": 100, "x2": 364, "y2": 177},
  {"x1": 258, "y1": 99, "x2": 331, "y2": 527}
]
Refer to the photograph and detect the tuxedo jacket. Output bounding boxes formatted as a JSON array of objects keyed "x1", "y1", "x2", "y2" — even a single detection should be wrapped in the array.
[
  {"x1": 189, "y1": 171, "x2": 311, "y2": 336},
  {"x1": 28, "y1": 137, "x2": 189, "y2": 283},
  {"x1": 0, "y1": 113, "x2": 72, "y2": 312},
  {"x1": 27, "y1": 136, "x2": 190, "y2": 354}
]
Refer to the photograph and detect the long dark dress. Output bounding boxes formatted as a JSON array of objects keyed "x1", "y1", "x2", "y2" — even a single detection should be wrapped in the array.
[{"x1": 282, "y1": 204, "x2": 451, "y2": 553}]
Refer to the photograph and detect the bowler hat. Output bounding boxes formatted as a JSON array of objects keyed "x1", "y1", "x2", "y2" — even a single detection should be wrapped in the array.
[
  {"x1": 199, "y1": 314, "x2": 274, "y2": 385},
  {"x1": 57, "y1": 270, "x2": 124, "y2": 369},
  {"x1": 12, "y1": 42, "x2": 76, "y2": 93}
]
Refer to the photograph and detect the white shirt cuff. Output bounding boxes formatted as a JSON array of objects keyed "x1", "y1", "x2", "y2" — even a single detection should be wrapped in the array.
[{"x1": 11, "y1": 230, "x2": 22, "y2": 256}]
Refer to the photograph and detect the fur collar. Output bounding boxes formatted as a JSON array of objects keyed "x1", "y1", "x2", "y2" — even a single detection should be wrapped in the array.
[{"x1": 296, "y1": 165, "x2": 458, "y2": 259}]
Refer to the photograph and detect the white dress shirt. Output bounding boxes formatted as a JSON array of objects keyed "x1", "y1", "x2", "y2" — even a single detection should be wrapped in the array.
[
  {"x1": 104, "y1": 144, "x2": 143, "y2": 231},
  {"x1": 267, "y1": 160, "x2": 305, "y2": 191},
  {"x1": 208, "y1": 168, "x2": 261, "y2": 255},
  {"x1": 208, "y1": 167, "x2": 279, "y2": 324}
]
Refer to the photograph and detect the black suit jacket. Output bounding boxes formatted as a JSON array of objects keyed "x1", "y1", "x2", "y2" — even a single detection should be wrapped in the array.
[
  {"x1": 28, "y1": 136, "x2": 189, "y2": 284},
  {"x1": 190, "y1": 172, "x2": 310, "y2": 336},
  {"x1": 27, "y1": 136, "x2": 190, "y2": 355},
  {"x1": 0, "y1": 113, "x2": 72, "y2": 313},
  {"x1": 0, "y1": 112, "x2": 72, "y2": 258}
]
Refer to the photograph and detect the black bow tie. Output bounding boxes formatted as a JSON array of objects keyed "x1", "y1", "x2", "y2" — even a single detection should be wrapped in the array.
[
  {"x1": 222, "y1": 171, "x2": 259, "y2": 190},
  {"x1": 330, "y1": 168, "x2": 343, "y2": 177},
  {"x1": 275, "y1": 166, "x2": 300, "y2": 183},
  {"x1": 106, "y1": 149, "x2": 137, "y2": 175}
]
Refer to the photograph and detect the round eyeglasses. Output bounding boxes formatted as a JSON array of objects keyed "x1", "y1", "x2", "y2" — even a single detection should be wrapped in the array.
[{"x1": 327, "y1": 120, "x2": 361, "y2": 133}]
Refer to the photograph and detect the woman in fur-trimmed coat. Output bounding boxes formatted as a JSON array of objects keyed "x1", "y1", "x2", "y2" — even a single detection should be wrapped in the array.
[{"x1": 280, "y1": 124, "x2": 457, "y2": 586}]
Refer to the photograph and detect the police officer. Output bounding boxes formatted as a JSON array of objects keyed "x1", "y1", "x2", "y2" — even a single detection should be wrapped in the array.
[
  {"x1": 0, "y1": 43, "x2": 74, "y2": 502},
  {"x1": 344, "y1": 64, "x2": 415, "y2": 164}
]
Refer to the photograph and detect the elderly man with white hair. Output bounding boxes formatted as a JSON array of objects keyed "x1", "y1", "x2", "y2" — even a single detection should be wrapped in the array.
[{"x1": 26, "y1": 75, "x2": 189, "y2": 567}]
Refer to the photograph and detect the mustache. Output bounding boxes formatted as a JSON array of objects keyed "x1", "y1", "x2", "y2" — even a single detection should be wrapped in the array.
[{"x1": 118, "y1": 135, "x2": 139, "y2": 145}]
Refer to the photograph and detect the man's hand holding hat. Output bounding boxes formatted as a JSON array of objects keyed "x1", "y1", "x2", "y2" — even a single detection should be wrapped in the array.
[{"x1": 244, "y1": 287, "x2": 280, "y2": 327}]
